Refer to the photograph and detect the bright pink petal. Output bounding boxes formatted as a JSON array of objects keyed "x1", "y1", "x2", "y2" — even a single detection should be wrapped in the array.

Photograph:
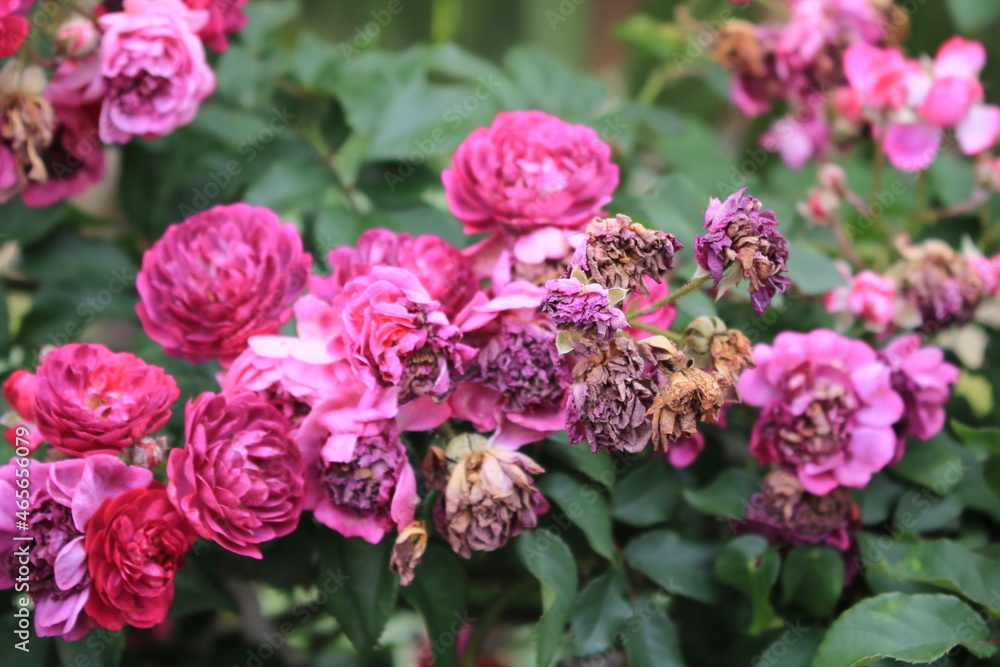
[{"x1": 883, "y1": 122, "x2": 942, "y2": 171}]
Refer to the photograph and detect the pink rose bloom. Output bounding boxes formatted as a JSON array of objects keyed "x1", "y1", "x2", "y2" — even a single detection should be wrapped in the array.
[
  {"x1": 464, "y1": 225, "x2": 582, "y2": 290},
  {"x1": 739, "y1": 329, "x2": 904, "y2": 495},
  {"x1": 760, "y1": 112, "x2": 830, "y2": 171},
  {"x1": 843, "y1": 43, "x2": 910, "y2": 112},
  {"x1": 311, "y1": 229, "x2": 478, "y2": 319},
  {"x1": 167, "y1": 392, "x2": 305, "y2": 558},
  {"x1": 443, "y1": 110, "x2": 619, "y2": 234},
  {"x1": 183, "y1": 0, "x2": 248, "y2": 52},
  {"x1": 220, "y1": 335, "x2": 347, "y2": 425},
  {"x1": 625, "y1": 277, "x2": 676, "y2": 340},
  {"x1": 329, "y1": 266, "x2": 474, "y2": 402},
  {"x1": 136, "y1": 204, "x2": 312, "y2": 365},
  {"x1": 878, "y1": 335, "x2": 958, "y2": 462},
  {"x1": 34, "y1": 343, "x2": 179, "y2": 457},
  {"x1": 667, "y1": 432, "x2": 705, "y2": 468},
  {"x1": 21, "y1": 104, "x2": 106, "y2": 208},
  {"x1": 296, "y1": 384, "x2": 418, "y2": 543},
  {"x1": 0, "y1": 455, "x2": 152, "y2": 639},
  {"x1": 970, "y1": 253, "x2": 1000, "y2": 297},
  {"x1": 46, "y1": 55, "x2": 106, "y2": 108},
  {"x1": 0, "y1": 0, "x2": 29, "y2": 58},
  {"x1": 97, "y1": 0, "x2": 215, "y2": 144},
  {"x1": 2, "y1": 369, "x2": 42, "y2": 452},
  {"x1": 824, "y1": 268, "x2": 896, "y2": 329}
]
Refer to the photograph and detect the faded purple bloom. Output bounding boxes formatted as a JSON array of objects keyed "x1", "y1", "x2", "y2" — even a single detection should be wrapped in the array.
[
  {"x1": 471, "y1": 316, "x2": 568, "y2": 413},
  {"x1": 695, "y1": 188, "x2": 790, "y2": 315},
  {"x1": 573, "y1": 214, "x2": 682, "y2": 295},
  {"x1": 566, "y1": 337, "x2": 659, "y2": 453},
  {"x1": 542, "y1": 276, "x2": 628, "y2": 338},
  {"x1": 743, "y1": 469, "x2": 858, "y2": 551},
  {"x1": 891, "y1": 239, "x2": 983, "y2": 329},
  {"x1": 878, "y1": 335, "x2": 959, "y2": 463}
]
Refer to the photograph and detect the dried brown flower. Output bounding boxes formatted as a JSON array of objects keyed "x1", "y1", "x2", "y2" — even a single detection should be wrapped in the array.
[
  {"x1": 645, "y1": 365, "x2": 730, "y2": 452},
  {"x1": 390, "y1": 521, "x2": 428, "y2": 586},
  {"x1": 573, "y1": 214, "x2": 682, "y2": 296}
]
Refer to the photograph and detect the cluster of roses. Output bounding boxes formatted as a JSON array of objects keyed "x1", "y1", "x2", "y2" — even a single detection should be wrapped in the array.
[
  {"x1": 0, "y1": 106, "x2": 962, "y2": 641},
  {"x1": 1, "y1": 0, "x2": 244, "y2": 207},
  {"x1": 715, "y1": 1, "x2": 1000, "y2": 174}
]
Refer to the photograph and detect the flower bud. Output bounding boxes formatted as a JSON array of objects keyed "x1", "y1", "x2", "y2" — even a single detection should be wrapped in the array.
[
  {"x1": 682, "y1": 316, "x2": 727, "y2": 358},
  {"x1": 55, "y1": 18, "x2": 100, "y2": 58},
  {"x1": 127, "y1": 435, "x2": 167, "y2": 469},
  {"x1": 390, "y1": 521, "x2": 428, "y2": 586}
]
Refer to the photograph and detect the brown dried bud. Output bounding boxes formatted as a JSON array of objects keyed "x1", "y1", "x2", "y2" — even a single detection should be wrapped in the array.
[
  {"x1": 708, "y1": 329, "x2": 756, "y2": 384},
  {"x1": 390, "y1": 521, "x2": 428, "y2": 586},
  {"x1": 0, "y1": 61, "x2": 55, "y2": 198},
  {"x1": 574, "y1": 214, "x2": 682, "y2": 296},
  {"x1": 436, "y1": 436, "x2": 547, "y2": 558},
  {"x1": 713, "y1": 20, "x2": 767, "y2": 76},
  {"x1": 683, "y1": 316, "x2": 727, "y2": 359},
  {"x1": 420, "y1": 445, "x2": 450, "y2": 491},
  {"x1": 744, "y1": 470, "x2": 858, "y2": 550},
  {"x1": 645, "y1": 366, "x2": 729, "y2": 452}
]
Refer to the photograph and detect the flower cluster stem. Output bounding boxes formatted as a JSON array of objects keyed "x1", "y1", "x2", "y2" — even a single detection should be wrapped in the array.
[{"x1": 629, "y1": 274, "x2": 712, "y2": 319}]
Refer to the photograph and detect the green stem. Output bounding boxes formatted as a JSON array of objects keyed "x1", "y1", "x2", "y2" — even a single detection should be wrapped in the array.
[
  {"x1": 870, "y1": 142, "x2": 885, "y2": 202},
  {"x1": 629, "y1": 321, "x2": 683, "y2": 342},
  {"x1": 460, "y1": 579, "x2": 533, "y2": 667},
  {"x1": 629, "y1": 274, "x2": 712, "y2": 319},
  {"x1": 431, "y1": 0, "x2": 461, "y2": 44}
]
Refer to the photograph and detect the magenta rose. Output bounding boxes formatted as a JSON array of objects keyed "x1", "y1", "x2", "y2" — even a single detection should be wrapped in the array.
[
  {"x1": 739, "y1": 330, "x2": 905, "y2": 495},
  {"x1": 167, "y1": 392, "x2": 305, "y2": 558},
  {"x1": 443, "y1": 110, "x2": 619, "y2": 234},
  {"x1": 183, "y1": 0, "x2": 248, "y2": 52},
  {"x1": 136, "y1": 204, "x2": 312, "y2": 365},
  {"x1": 0, "y1": 456, "x2": 152, "y2": 639},
  {"x1": 296, "y1": 383, "x2": 418, "y2": 544},
  {"x1": 329, "y1": 266, "x2": 473, "y2": 401},
  {"x1": 97, "y1": 0, "x2": 215, "y2": 144},
  {"x1": 33, "y1": 343, "x2": 179, "y2": 457}
]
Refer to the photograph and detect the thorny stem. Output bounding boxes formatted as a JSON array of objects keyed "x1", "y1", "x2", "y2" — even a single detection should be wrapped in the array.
[
  {"x1": 629, "y1": 321, "x2": 683, "y2": 342},
  {"x1": 460, "y1": 579, "x2": 534, "y2": 667},
  {"x1": 629, "y1": 274, "x2": 712, "y2": 319}
]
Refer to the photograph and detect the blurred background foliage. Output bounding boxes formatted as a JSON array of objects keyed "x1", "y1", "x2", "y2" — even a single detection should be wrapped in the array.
[{"x1": 5, "y1": 0, "x2": 1000, "y2": 666}]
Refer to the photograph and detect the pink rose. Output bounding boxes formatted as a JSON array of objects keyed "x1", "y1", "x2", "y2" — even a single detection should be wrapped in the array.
[
  {"x1": 296, "y1": 383, "x2": 418, "y2": 543},
  {"x1": 33, "y1": 344, "x2": 180, "y2": 457},
  {"x1": 739, "y1": 330, "x2": 904, "y2": 495},
  {"x1": 136, "y1": 204, "x2": 312, "y2": 365},
  {"x1": 824, "y1": 268, "x2": 896, "y2": 330},
  {"x1": 1, "y1": 369, "x2": 42, "y2": 452},
  {"x1": 0, "y1": 456, "x2": 152, "y2": 639},
  {"x1": 443, "y1": 110, "x2": 619, "y2": 234},
  {"x1": 183, "y1": 0, "x2": 248, "y2": 52},
  {"x1": 329, "y1": 266, "x2": 473, "y2": 402},
  {"x1": 97, "y1": 0, "x2": 215, "y2": 143},
  {"x1": 167, "y1": 392, "x2": 305, "y2": 558},
  {"x1": 0, "y1": 0, "x2": 29, "y2": 58},
  {"x1": 625, "y1": 277, "x2": 676, "y2": 339}
]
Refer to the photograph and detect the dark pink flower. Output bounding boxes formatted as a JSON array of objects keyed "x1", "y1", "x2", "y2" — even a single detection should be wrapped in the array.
[
  {"x1": 625, "y1": 277, "x2": 676, "y2": 339},
  {"x1": 136, "y1": 204, "x2": 311, "y2": 365},
  {"x1": 1, "y1": 369, "x2": 41, "y2": 452},
  {"x1": 329, "y1": 266, "x2": 473, "y2": 402},
  {"x1": 443, "y1": 110, "x2": 619, "y2": 234},
  {"x1": 34, "y1": 343, "x2": 179, "y2": 457},
  {"x1": 824, "y1": 268, "x2": 896, "y2": 330},
  {"x1": 0, "y1": 456, "x2": 152, "y2": 639},
  {"x1": 878, "y1": 335, "x2": 958, "y2": 462},
  {"x1": 167, "y1": 392, "x2": 305, "y2": 558},
  {"x1": 739, "y1": 330, "x2": 904, "y2": 495},
  {"x1": 97, "y1": 0, "x2": 215, "y2": 143},
  {"x1": 296, "y1": 383, "x2": 418, "y2": 544},
  {"x1": 183, "y1": 0, "x2": 247, "y2": 52},
  {"x1": 0, "y1": 0, "x2": 29, "y2": 58}
]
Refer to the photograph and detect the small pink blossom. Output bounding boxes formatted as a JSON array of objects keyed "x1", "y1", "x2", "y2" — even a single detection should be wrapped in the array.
[{"x1": 824, "y1": 268, "x2": 896, "y2": 330}]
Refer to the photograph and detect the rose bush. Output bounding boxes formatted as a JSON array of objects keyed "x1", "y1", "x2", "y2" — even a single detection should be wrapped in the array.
[{"x1": 4, "y1": 1, "x2": 1000, "y2": 666}]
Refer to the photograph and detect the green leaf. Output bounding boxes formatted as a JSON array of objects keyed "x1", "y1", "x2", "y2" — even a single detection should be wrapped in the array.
[
  {"x1": 640, "y1": 174, "x2": 708, "y2": 242},
  {"x1": 892, "y1": 433, "x2": 966, "y2": 495},
  {"x1": 622, "y1": 595, "x2": 686, "y2": 667},
  {"x1": 570, "y1": 570, "x2": 632, "y2": 656},
  {"x1": 516, "y1": 529, "x2": 578, "y2": 667},
  {"x1": 952, "y1": 420, "x2": 1000, "y2": 455},
  {"x1": 946, "y1": 0, "x2": 1000, "y2": 32},
  {"x1": 625, "y1": 530, "x2": 722, "y2": 604},
  {"x1": 544, "y1": 435, "x2": 614, "y2": 487},
  {"x1": 811, "y1": 593, "x2": 997, "y2": 666},
  {"x1": 537, "y1": 472, "x2": 615, "y2": 560},
  {"x1": 856, "y1": 474, "x2": 906, "y2": 525},
  {"x1": 401, "y1": 543, "x2": 468, "y2": 667},
  {"x1": 714, "y1": 536, "x2": 780, "y2": 634},
  {"x1": 243, "y1": 161, "x2": 335, "y2": 214},
  {"x1": 883, "y1": 539, "x2": 1000, "y2": 615},
  {"x1": 503, "y1": 45, "x2": 608, "y2": 120},
  {"x1": 55, "y1": 629, "x2": 124, "y2": 667},
  {"x1": 0, "y1": 200, "x2": 65, "y2": 245},
  {"x1": 781, "y1": 545, "x2": 845, "y2": 618},
  {"x1": 928, "y1": 150, "x2": 974, "y2": 209},
  {"x1": 683, "y1": 469, "x2": 760, "y2": 519},
  {"x1": 757, "y1": 627, "x2": 824, "y2": 667},
  {"x1": 170, "y1": 555, "x2": 236, "y2": 616},
  {"x1": 785, "y1": 239, "x2": 845, "y2": 296},
  {"x1": 318, "y1": 531, "x2": 398, "y2": 652},
  {"x1": 612, "y1": 458, "x2": 680, "y2": 527}
]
